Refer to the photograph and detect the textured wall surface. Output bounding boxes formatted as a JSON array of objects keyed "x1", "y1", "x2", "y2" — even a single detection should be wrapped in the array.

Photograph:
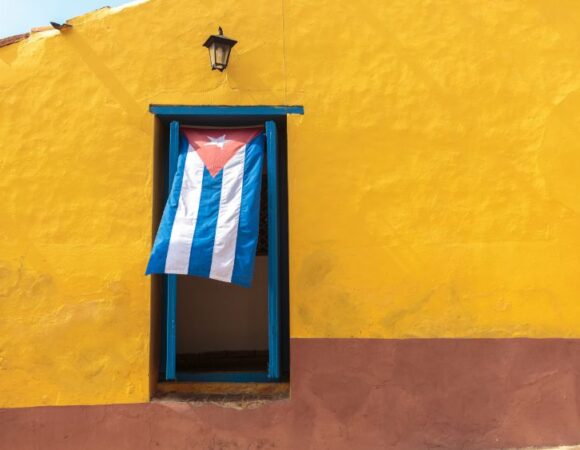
[
  {"x1": 3, "y1": 339, "x2": 580, "y2": 450},
  {"x1": 2, "y1": 0, "x2": 580, "y2": 408}
]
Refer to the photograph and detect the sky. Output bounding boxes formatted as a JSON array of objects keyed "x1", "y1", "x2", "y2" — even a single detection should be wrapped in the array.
[{"x1": 0, "y1": 0, "x2": 131, "y2": 38}]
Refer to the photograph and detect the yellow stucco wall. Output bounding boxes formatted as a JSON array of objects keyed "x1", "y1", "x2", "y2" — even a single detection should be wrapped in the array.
[{"x1": 2, "y1": 0, "x2": 580, "y2": 407}]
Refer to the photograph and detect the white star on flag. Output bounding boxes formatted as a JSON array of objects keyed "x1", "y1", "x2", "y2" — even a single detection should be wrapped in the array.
[{"x1": 204, "y1": 134, "x2": 231, "y2": 149}]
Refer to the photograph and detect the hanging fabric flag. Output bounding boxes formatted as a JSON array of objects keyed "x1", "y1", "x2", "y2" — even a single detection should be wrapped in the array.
[{"x1": 146, "y1": 126, "x2": 265, "y2": 287}]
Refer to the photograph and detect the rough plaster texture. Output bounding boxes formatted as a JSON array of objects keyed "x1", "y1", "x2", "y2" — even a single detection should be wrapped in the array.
[
  {"x1": 2, "y1": 0, "x2": 580, "y2": 408},
  {"x1": 2, "y1": 339, "x2": 580, "y2": 449}
]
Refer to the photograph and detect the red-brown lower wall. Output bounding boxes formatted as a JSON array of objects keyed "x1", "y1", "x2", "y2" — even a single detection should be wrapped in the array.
[{"x1": 2, "y1": 338, "x2": 580, "y2": 450}]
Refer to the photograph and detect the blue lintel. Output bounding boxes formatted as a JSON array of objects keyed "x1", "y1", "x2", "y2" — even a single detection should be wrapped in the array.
[{"x1": 149, "y1": 105, "x2": 304, "y2": 116}]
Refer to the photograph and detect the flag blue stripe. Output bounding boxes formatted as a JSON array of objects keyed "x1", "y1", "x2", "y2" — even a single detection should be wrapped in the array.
[
  {"x1": 187, "y1": 168, "x2": 223, "y2": 277},
  {"x1": 146, "y1": 135, "x2": 189, "y2": 274},
  {"x1": 231, "y1": 134, "x2": 265, "y2": 287}
]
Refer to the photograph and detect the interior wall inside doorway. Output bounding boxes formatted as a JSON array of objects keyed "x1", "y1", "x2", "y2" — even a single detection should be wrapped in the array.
[{"x1": 176, "y1": 255, "x2": 269, "y2": 354}]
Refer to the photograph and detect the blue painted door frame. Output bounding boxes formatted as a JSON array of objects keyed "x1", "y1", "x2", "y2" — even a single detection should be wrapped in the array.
[
  {"x1": 164, "y1": 120, "x2": 179, "y2": 381},
  {"x1": 155, "y1": 106, "x2": 303, "y2": 383},
  {"x1": 265, "y1": 120, "x2": 280, "y2": 380}
]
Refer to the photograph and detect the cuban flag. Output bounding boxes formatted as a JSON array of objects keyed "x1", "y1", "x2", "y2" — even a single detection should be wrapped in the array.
[{"x1": 146, "y1": 127, "x2": 264, "y2": 287}]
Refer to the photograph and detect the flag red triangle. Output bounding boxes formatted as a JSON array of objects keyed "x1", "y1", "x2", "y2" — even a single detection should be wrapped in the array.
[{"x1": 182, "y1": 127, "x2": 262, "y2": 177}]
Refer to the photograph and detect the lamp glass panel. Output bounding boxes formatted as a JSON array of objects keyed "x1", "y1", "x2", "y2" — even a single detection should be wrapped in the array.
[
  {"x1": 222, "y1": 44, "x2": 231, "y2": 66},
  {"x1": 215, "y1": 43, "x2": 226, "y2": 68},
  {"x1": 208, "y1": 43, "x2": 217, "y2": 68}
]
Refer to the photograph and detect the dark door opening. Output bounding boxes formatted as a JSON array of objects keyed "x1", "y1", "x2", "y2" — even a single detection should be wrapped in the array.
[
  {"x1": 150, "y1": 106, "x2": 297, "y2": 384},
  {"x1": 175, "y1": 255, "x2": 269, "y2": 373}
]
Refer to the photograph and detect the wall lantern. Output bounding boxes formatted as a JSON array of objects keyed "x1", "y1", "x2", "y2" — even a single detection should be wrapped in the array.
[{"x1": 203, "y1": 27, "x2": 237, "y2": 71}]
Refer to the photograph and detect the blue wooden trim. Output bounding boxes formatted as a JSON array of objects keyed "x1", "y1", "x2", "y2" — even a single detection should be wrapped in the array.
[
  {"x1": 266, "y1": 120, "x2": 280, "y2": 380},
  {"x1": 164, "y1": 120, "x2": 180, "y2": 381},
  {"x1": 168, "y1": 121, "x2": 179, "y2": 192},
  {"x1": 150, "y1": 105, "x2": 304, "y2": 116},
  {"x1": 176, "y1": 371, "x2": 272, "y2": 383},
  {"x1": 159, "y1": 278, "x2": 166, "y2": 376},
  {"x1": 165, "y1": 275, "x2": 176, "y2": 380}
]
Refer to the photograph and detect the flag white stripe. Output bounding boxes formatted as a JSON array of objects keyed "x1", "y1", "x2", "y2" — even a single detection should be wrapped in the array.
[
  {"x1": 165, "y1": 146, "x2": 205, "y2": 274},
  {"x1": 209, "y1": 145, "x2": 247, "y2": 282}
]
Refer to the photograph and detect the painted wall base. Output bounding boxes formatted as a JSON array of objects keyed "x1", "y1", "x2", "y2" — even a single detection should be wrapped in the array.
[{"x1": 2, "y1": 338, "x2": 580, "y2": 450}]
